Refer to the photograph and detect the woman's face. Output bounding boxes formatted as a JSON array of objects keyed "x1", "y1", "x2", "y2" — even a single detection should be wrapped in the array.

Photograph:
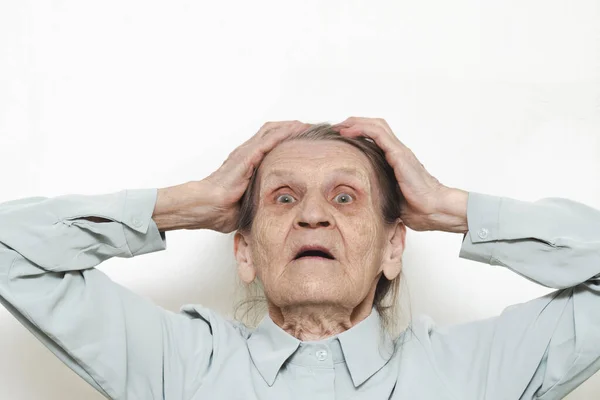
[{"x1": 234, "y1": 139, "x2": 405, "y2": 311}]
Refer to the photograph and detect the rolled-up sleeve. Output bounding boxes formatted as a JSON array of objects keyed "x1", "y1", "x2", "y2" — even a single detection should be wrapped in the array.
[
  {"x1": 425, "y1": 192, "x2": 600, "y2": 400},
  {"x1": 0, "y1": 189, "x2": 214, "y2": 400}
]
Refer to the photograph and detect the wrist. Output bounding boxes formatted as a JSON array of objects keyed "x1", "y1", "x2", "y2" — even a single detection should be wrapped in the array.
[
  {"x1": 152, "y1": 181, "x2": 215, "y2": 231},
  {"x1": 429, "y1": 187, "x2": 469, "y2": 234}
]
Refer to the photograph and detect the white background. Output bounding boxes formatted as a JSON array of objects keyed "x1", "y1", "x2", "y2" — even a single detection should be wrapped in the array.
[{"x1": 1, "y1": 1, "x2": 599, "y2": 399}]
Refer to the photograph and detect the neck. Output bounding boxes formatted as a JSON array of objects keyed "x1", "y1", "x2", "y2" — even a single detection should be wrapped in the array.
[{"x1": 267, "y1": 292, "x2": 375, "y2": 341}]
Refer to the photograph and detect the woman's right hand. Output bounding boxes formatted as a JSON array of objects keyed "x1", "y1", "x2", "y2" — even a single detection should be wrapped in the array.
[{"x1": 199, "y1": 120, "x2": 310, "y2": 233}]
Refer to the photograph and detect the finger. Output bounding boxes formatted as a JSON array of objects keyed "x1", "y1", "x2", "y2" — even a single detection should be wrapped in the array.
[
  {"x1": 219, "y1": 122, "x2": 308, "y2": 186},
  {"x1": 338, "y1": 120, "x2": 391, "y2": 139},
  {"x1": 332, "y1": 117, "x2": 363, "y2": 130},
  {"x1": 242, "y1": 135, "x2": 288, "y2": 176},
  {"x1": 338, "y1": 117, "x2": 391, "y2": 133},
  {"x1": 237, "y1": 121, "x2": 298, "y2": 151},
  {"x1": 337, "y1": 116, "x2": 381, "y2": 128},
  {"x1": 330, "y1": 124, "x2": 348, "y2": 131},
  {"x1": 247, "y1": 122, "x2": 310, "y2": 166},
  {"x1": 341, "y1": 119, "x2": 401, "y2": 145},
  {"x1": 338, "y1": 123, "x2": 405, "y2": 155},
  {"x1": 230, "y1": 121, "x2": 299, "y2": 160},
  {"x1": 259, "y1": 122, "x2": 309, "y2": 149},
  {"x1": 257, "y1": 125, "x2": 308, "y2": 150},
  {"x1": 374, "y1": 117, "x2": 393, "y2": 131},
  {"x1": 250, "y1": 121, "x2": 289, "y2": 141},
  {"x1": 333, "y1": 118, "x2": 392, "y2": 140},
  {"x1": 235, "y1": 120, "x2": 310, "y2": 168},
  {"x1": 287, "y1": 121, "x2": 312, "y2": 136},
  {"x1": 258, "y1": 120, "x2": 307, "y2": 139}
]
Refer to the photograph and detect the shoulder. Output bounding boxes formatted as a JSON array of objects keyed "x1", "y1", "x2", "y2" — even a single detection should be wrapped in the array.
[
  {"x1": 400, "y1": 313, "x2": 440, "y2": 346},
  {"x1": 394, "y1": 313, "x2": 490, "y2": 399},
  {"x1": 405, "y1": 312, "x2": 498, "y2": 354},
  {"x1": 177, "y1": 303, "x2": 252, "y2": 341},
  {"x1": 395, "y1": 312, "x2": 492, "y2": 374}
]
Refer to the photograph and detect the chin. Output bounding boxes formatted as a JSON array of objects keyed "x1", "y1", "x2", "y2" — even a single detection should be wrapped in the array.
[{"x1": 283, "y1": 282, "x2": 347, "y2": 304}]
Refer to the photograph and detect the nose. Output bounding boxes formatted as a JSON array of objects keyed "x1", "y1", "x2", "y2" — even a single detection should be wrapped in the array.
[{"x1": 294, "y1": 194, "x2": 334, "y2": 229}]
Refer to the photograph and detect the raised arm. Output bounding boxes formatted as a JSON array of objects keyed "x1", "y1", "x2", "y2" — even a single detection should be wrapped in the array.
[
  {"x1": 0, "y1": 120, "x2": 311, "y2": 399},
  {"x1": 329, "y1": 117, "x2": 600, "y2": 398},
  {"x1": 0, "y1": 185, "x2": 220, "y2": 399},
  {"x1": 420, "y1": 191, "x2": 600, "y2": 399}
]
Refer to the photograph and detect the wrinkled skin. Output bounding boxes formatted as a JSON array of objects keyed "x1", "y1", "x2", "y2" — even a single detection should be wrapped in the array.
[{"x1": 234, "y1": 139, "x2": 406, "y2": 340}]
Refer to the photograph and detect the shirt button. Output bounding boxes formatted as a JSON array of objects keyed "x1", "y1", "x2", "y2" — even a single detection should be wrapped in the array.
[
  {"x1": 315, "y1": 349, "x2": 328, "y2": 361},
  {"x1": 478, "y1": 228, "x2": 489, "y2": 239},
  {"x1": 132, "y1": 217, "x2": 143, "y2": 228}
]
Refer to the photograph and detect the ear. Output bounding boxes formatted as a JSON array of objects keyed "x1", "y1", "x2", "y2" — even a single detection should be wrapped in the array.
[
  {"x1": 234, "y1": 231, "x2": 257, "y2": 284},
  {"x1": 381, "y1": 218, "x2": 406, "y2": 280}
]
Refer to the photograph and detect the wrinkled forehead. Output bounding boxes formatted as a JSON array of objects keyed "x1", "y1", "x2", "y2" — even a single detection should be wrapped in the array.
[{"x1": 256, "y1": 139, "x2": 376, "y2": 195}]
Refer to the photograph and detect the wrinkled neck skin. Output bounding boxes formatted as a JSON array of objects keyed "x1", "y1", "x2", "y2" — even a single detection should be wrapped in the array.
[{"x1": 267, "y1": 284, "x2": 377, "y2": 341}]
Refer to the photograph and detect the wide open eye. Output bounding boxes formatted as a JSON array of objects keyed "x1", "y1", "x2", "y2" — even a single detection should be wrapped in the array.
[
  {"x1": 276, "y1": 194, "x2": 296, "y2": 204},
  {"x1": 334, "y1": 193, "x2": 354, "y2": 204}
]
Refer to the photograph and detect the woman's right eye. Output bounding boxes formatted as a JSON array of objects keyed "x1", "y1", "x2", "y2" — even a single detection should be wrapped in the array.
[{"x1": 276, "y1": 194, "x2": 296, "y2": 204}]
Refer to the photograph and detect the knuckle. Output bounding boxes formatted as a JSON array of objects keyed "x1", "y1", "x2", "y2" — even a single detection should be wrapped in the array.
[
  {"x1": 260, "y1": 121, "x2": 276, "y2": 131},
  {"x1": 231, "y1": 145, "x2": 247, "y2": 158},
  {"x1": 227, "y1": 149, "x2": 238, "y2": 160}
]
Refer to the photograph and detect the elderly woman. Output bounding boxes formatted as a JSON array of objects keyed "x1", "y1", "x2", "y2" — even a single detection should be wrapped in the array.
[{"x1": 0, "y1": 117, "x2": 599, "y2": 399}]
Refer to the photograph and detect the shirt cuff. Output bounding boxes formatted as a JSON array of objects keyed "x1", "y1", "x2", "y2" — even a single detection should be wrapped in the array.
[
  {"x1": 122, "y1": 188, "x2": 167, "y2": 256},
  {"x1": 458, "y1": 191, "x2": 503, "y2": 264}
]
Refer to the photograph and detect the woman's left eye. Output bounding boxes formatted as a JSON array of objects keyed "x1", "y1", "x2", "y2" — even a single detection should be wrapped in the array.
[{"x1": 334, "y1": 193, "x2": 354, "y2": 204}]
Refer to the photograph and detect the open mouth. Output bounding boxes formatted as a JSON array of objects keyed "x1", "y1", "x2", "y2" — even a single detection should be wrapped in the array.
[{"x1": 294, "y1": 249, "x2": 335, "y2": 260}]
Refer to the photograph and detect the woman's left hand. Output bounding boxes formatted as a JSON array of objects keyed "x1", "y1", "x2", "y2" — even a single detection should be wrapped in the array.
[{"x1": 332, "y1": 117, "x2": 458, "y2": 232}]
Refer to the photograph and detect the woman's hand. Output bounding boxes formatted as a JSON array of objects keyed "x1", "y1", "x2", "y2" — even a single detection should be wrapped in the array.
[
  {"x1": 154, "y1": 121, "x2": 310, "y2": 233},
  {"x1": 200, "y1": 120, "x2": 311, "y2": 233},
  {"x1": 333, "y1": 117, "x2": 467, "y2": 232}
]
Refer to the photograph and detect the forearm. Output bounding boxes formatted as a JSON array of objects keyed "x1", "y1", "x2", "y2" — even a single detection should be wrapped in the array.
[
  {"x1": 80, "y1": 186, "x2": 194, "y2": 229},
  {"x1": 151, "y1": 180, "x2": 218, "y2": 232},
  {"x1": 459, "y1": 191, "x2": 600, "y2": 288},
  {"x1": 81, "y1": 181, "x2": 216, "y2": 232},
  {"x1": 0, "y1": 188, "x2": 165, "y2": 274},
  {"x1": 0, "y1": 190, "x2": 170, "y2": 399}
]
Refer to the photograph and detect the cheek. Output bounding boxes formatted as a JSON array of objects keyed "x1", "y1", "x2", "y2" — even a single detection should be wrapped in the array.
[
  {"x1": 347, "y1": 219, "x2": 385, "y2": 266},
  {"x1": 352, "y1": 210, "x2": 381, "y2": 243},
  {"x1": 251, "y1": 215, "x2": 289, "y2": 268},
  {"x1": 254, "y1": 213, "x2": 286, "y2": 243}
]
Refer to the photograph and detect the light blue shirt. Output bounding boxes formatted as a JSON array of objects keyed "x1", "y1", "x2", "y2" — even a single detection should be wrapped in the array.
[{"x1": 0, "y1": 188, "x2": 599, "y2": 399}]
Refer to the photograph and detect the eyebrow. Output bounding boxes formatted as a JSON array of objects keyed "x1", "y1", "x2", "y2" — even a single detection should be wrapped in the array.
[{"x1": 262, "y1": 167, "x2": 369, "y2": 186}]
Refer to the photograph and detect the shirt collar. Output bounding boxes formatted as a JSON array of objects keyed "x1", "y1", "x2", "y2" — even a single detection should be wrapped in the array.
[{"x1": 247, "y1": 307, "x2": 395, "y2": 387}]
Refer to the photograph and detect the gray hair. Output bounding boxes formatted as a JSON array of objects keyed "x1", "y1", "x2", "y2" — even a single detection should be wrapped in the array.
[{"x1": 232, "y1": 123, "x2": 413, "y2": 342}]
